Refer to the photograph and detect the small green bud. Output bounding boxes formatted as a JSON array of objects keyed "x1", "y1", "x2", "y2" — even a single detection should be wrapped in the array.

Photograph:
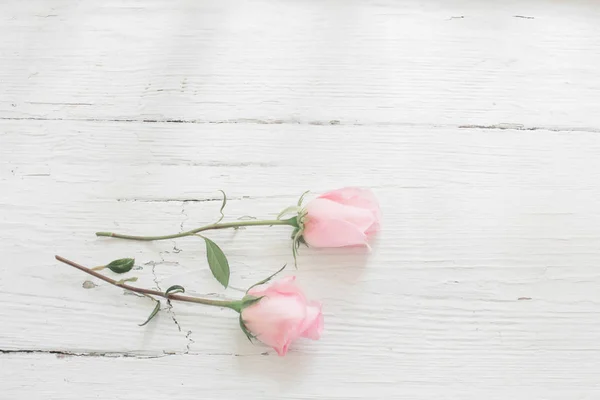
[
  {"x1": 106, "y1": 258, "x2": 135, "y2": 274},
  {"x1": 165, "y1": 285, "x2": 185, "y2": 296}
]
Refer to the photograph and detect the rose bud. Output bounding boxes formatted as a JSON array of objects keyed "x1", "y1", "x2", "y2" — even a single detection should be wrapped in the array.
[
  {"x1": 301, "y1": 187, "x2": 381, "y2": 248},
  {"x1": 240, "y1": 276, "x2": 323, "y2": 356}
]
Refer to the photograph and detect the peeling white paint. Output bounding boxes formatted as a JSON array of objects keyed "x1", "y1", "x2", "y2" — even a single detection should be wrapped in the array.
[{"x1": 2, "y1": 0, "x2": 600, "y2": 399}]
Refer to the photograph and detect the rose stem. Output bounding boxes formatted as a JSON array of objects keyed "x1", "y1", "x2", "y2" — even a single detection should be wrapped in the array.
[
  {"x1": 54, "y1": 255, "x2": 240, "y2": 311},
  {"x1": 95, "y1": 217, "x2": 298, "y2": 241}
]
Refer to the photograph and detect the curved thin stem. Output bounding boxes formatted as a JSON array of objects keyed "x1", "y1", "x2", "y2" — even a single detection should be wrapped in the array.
[
  {"x1": 55, "y1": 255, "x2": 241, "y2": 311},
  {"x1": 95, "y1": 217, "x2": 298, "y2": 241}
]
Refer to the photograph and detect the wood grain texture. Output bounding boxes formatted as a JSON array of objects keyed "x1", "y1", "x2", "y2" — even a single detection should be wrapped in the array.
[
  {"x1": 2, "y1": 0, "x2": 600, "y2": 127},
  {"x1": 2, "y1": 0, "x2": 600, "y2": 398}
]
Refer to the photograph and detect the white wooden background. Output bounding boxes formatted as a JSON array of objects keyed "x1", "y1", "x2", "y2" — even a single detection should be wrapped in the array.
[{"x1": 2, "y1": 0, "x2": 600, "y2": 398}]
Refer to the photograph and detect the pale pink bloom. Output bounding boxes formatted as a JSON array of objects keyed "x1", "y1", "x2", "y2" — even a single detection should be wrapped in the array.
[
  {"x1": 241, "y1": 276, "x2": 323, "y2": 356},
  {"x1": 302, "y1": 187, "x2": 381, "y2": 248}
]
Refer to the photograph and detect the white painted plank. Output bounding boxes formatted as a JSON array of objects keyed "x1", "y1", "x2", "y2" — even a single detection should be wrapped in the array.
[
  {"x1": 1, "y1": 0, "x2": 600, "y2": 126},
  {"x1": 2, "y1": 121, "x2": 600, "y2": 364},
  {"x1": 2, "y1": 352, "x2": 600, "y2": 400}
]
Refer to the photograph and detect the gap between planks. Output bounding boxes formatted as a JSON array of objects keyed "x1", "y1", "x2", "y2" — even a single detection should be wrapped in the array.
[{"x1": 1, "y1": 116, "x2": 600, "y2": 133}]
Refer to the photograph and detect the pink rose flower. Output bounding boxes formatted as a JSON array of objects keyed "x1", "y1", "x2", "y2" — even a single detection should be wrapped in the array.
[
  {"x1": 301, "y1": 187, "x2": 381, "y2": 248},
  {"x1": 241, "y1": 276, "x2": 323, "y2": 356}
]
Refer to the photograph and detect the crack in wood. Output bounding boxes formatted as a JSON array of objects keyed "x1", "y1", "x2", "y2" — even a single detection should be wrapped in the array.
[
  {"x1": 2, "y1": 116, "x2": 598, "y2": 133},
  {"x1": 114, "y1": 195, "x2": 290, "y2": 203},
  {"x1": 0, "y1": 116, "x2": 340, "y2": 125},
  {"x1": 0, "y1": 349, "x2": 268, "y2": 358},
  {"x1": 150, "y1": 254, "x2": 193, "y2": 352},
  {"x1": 0, "y1": 349, "x2": 172, "y2": 359},
  {"x1": 116, "y1": 197, "x2": 245, "y2": 203},
  {"x1": 458, "y1": 124, "x2": 600, "y2": 133}
]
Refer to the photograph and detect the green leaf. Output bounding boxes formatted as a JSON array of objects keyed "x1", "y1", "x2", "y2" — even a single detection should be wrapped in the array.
[
  {"x1": 241, "y1": 295, "x2": 264, "y2": 308},
  {"x1": 290, "y1": 227, "x2": 299, "y2": 239},
  {"x1": 215, "y1": 190, "x2": 227, "y2": 224},
  {"x1": 297, "y1": 190, "x2": 310, "y2": 206},
  {"x1": 139, "y1": 299, "x2": 161, "y2": 327},
  {"x1": 277, "y1": 205, "x2": 300, "y2": 220},
  {"x1": 202, "y1": 236, "x2": 230, "y2": 288},
  {"x1": 239, "y1": 316, "x2": 256, "y2": 342},
  {"x1": 165, "y1": 285, "x2": 185, "y2": 296},
  {"x1": 291, "y1": 229, "x2": 303, "y2": 268},
  {"x1": 246, "y1": 265, "x2": 287, "y2": 294},
  {"x1": 297, "y1": 235, "x2": 308, "y2": 247},
  {"x1": 106, "y1": 258, "x2": 135, "y2": 274}
]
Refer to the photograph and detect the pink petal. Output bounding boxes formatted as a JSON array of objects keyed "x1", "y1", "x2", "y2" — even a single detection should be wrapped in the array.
[
  {"x1": 365, "y1": 220, "x2": 380, "y2": 235},
  {"x1": 319, "y1": 187, "x2": 381, "y2": 233},
  {"x1": 269, "y1": 276, "x2": 304, "y2": 296},
  {"x1": 303, "y1": 217, "x2": 368, "y2": 248},
  {"x1": 242, "y1": 295, "x2": 306, "y2": 355},
  {"x1": 272, "y1": 321, "x2": 297, "y2": 356},
  {"x1": 319, "y1": 187, "x2": 379, "y2": 211},
  {"x1": 247, "y1": 276, "x2": 305, "y2": 300},
  {"x1": 300, "y1": 301, "x2": 324, "y2": 340},
  {"x1": 306, "y1": 198, "x2": 375, "y2": 233}
]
